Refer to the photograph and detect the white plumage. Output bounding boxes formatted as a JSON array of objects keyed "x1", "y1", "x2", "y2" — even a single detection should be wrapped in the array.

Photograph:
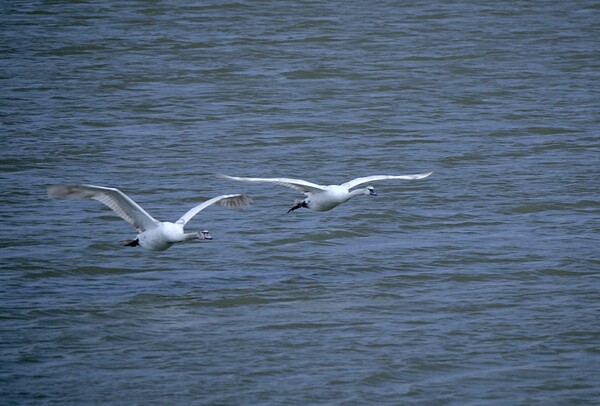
[
  {"x1": 48, "y1": 184, "x2": 252, "y2": 251},
  {"x1": 219, "y1": 172, "x2": 432, "y2": 212}
]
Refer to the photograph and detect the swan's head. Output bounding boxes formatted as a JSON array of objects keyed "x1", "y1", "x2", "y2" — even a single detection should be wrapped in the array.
[
  {"x1": 366, "y1": 186, "x2": 377, "y2": 196},
  {"x1": 200, "y1": 230, "x2": 213, "y2": 240}
]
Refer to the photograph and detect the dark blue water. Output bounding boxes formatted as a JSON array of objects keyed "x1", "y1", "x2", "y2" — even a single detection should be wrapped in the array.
[{"x1": 1, "y1": 1, "x2": 599, "y2": 404}]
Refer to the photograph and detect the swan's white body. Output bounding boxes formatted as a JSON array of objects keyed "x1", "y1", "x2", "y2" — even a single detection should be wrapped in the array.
[
  {"x1": 219, "y1": 172, "x2": 432, "y2": 212},
  {"x1": 48, "y1": 184, "x2": 251, "y2": 251}
]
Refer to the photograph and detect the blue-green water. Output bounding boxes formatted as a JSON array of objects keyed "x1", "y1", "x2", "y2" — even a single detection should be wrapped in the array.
[{"x1": 1, "y1": 1, "x2": 599, "y2": 404}]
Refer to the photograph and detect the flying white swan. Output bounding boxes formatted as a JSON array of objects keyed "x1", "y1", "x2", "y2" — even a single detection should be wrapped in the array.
[
  {"x1": 219, "y1": 172, "x2": 432, "y2": 212},
  {"x1": 47, "y1": 184, "x2": 252, "y2": 251}
]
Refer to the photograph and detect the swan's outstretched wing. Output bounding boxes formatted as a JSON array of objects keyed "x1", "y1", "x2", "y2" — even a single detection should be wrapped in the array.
[
  {"x1": 176, "y1": 194, "x2": 252, "y2": 226},
  {"x1": 219, "y1": 174, "x2": 326, "y2": 194},
  {"x1": 342, "y1": 172, "x2": 433, "y2": 189},
  {"x1": 48, "y1": 184, "x2": 158, "y2": 232}
]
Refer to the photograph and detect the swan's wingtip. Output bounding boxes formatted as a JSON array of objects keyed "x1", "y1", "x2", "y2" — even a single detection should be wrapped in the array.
[
  {"x1": 219, "y1": 194, "x2": 253, "y2": 210},
  {"x1": 47, "y1": 185, "x2": 61, "y2": 198},
  {"x1": 240, "y1": 194, "x2": 253, "y2": 208},
  {"x1": 47, "y1": 184, "x2": 75, "y2": 198},
  {"x1": 238, "y1": 194, "x2": 253, "y2": 207},
  {"x1": 413, "y1": 171, "x2": 433, "y2": 179},
  {"x1": 47, "y1": 184, "x2": 102, "y2": 199}
]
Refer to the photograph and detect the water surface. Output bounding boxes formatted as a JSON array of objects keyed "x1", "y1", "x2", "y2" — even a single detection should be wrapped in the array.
[{"x1": 1, "y1": 1, "x2": 599, "y2": 404}]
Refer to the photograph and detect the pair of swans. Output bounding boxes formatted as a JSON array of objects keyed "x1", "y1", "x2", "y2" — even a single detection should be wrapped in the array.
[{"x1": 48, "y1": 172, "x2": 432, "y2": 251}]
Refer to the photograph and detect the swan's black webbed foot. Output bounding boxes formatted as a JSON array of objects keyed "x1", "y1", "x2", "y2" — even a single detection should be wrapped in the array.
[
  {"x1": 123, "y1": 238, "x2": 139, "y2": 247},
  {"x1": 287, "y1": 201, "x2": 308, "y2": 213}
]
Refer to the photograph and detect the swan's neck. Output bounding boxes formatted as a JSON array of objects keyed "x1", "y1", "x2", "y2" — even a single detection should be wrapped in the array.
[
  {"x1": 347, "y1": 188, "x2": 367, "y2": 200},
  {"x1": 183, "y1": 232, "x2": 201, "y2": 241}
]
